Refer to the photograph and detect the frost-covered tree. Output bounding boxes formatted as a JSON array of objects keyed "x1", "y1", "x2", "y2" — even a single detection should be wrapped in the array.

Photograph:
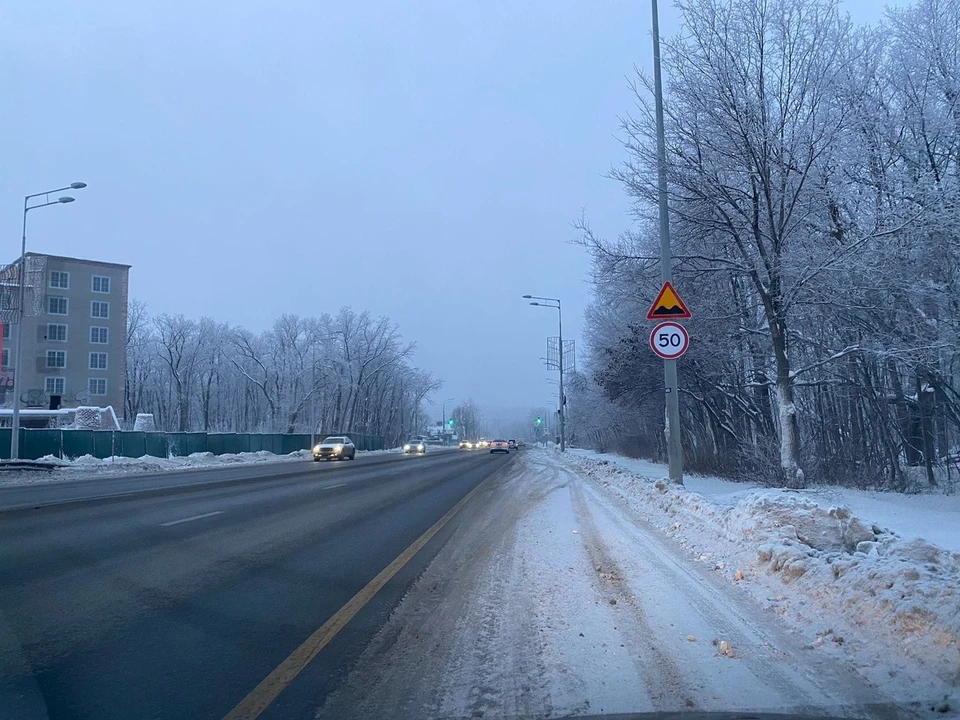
[
  {"x1": 577, "y1": 0, "x2": 960, "y2": 490},
  {"x1": 124, "y1": 304, "x2": 439, "y2": 443}
]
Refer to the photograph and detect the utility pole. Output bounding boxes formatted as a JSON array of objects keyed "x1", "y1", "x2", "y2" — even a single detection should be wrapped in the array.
[
  {"x1": 557, "y1": 304, "x2": 566, "y2": 452},
  {"x1": 652, "y1": 0, "x2": 683, "y2": 483}
]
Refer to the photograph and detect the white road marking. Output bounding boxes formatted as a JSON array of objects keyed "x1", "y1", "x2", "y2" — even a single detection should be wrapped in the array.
[
  {"x1": 324, "y1": 483, "x2": 347, "y2": 490},
  {"x1": 160, "y1": 510, "x2": 224, "y2": 527}
]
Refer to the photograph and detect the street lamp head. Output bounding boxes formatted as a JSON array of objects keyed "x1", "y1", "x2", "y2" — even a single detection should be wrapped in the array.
[
  {"x1": 69, "y1": 182, "x2": 87, "y2": 189},
  {"x1": 58, "y1": 196, "x2": 75, "y2": 204},
  {"x1": 529, "y1": 302, "x2": 539, "y2": 306},
  {"x1": 522, "y1": 295, "x2": 532, "y2": 299}
]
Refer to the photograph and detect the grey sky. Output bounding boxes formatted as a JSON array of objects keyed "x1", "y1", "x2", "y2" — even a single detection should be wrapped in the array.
[{"x1": 2, "y1": 0, "x2": 896, "y2": 422}]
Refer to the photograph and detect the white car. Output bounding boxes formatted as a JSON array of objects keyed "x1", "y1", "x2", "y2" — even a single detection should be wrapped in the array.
[
  {"x1": 489, "y1": 439, "x2": 510, "y2": 454},
  {"x1": 313, "y1": 436, "x2": 356, "y2": 461},
  {"x1": 403, "y1": 440, "x2": 427, "y2": 454}
]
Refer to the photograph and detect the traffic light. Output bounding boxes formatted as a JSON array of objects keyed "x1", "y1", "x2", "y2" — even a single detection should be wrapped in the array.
[
  {"x1": 448, "y1": 419, "x2": 455, "y2": 427},
  {"x1": 534, "y1": 416, "x2": 542, "y2": 427}
]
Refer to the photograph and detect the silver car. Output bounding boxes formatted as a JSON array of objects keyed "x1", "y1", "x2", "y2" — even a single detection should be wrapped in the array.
[{"x1": 313, "y1": 436, "x2": 356, "y2": 461}]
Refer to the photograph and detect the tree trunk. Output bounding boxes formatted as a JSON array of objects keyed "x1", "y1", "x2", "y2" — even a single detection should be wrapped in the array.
[{"x1": 771, "y1": 323, "x2": 803, "y2": 487}]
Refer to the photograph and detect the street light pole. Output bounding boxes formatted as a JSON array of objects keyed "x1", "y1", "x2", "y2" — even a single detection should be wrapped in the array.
[
  {"x1": 651, "y1": 0, "x2": 683, "y2": 483},
  {"x1": 10, "y1": 183, "x2": 86, "y2": 460},
  {"x1": 523, "y1": 295, "x2": 565, "y2": 452}
]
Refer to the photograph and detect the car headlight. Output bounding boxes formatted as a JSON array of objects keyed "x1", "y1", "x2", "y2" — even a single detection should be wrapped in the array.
[
  {"x1": 404, "y1": 444, "x2": 411, "y2": 451},
  {"x1": 313, "y1": 445, "x2": 321, "y2": 453},
  {"x1": 333, "y1": 444, "x2": 343, "y2": 453},
  {"x1": 417, "y1": 444, "x2": 424, "y2": 451}
]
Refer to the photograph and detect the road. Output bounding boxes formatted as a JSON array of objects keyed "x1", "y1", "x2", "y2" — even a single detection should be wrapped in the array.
[
  {"x1": 0, "y1": 448, "x2": 926, "y2": 720},
  {"x1": 0, "y1": 448, "x2": 513, "y2": 720}
]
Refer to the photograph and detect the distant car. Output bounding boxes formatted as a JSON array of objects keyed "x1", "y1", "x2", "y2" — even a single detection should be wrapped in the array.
[
  {"x1": 313, "y1": 436, "x2": 356, "y2": 461},
  {"x1": 516, "y1": 439, "x2": 525, "y2": 448},
  {"x1": 507, "y1": 439, "x2": 517, "y2": 450},
  {"x1": 477, "y1": 438, "x2": 490, "y2": 449},
  {"x1": 404, "y1": 440, "x2": 427, "y2": 454},
  {"x1": 489, "y1": 439, "x2": 510, "y2": 454},
  {"x1": 458, "y1": 440, "x2": 474, "y2": 450}
]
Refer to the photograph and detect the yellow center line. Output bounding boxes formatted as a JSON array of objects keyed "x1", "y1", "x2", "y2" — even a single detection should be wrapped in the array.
[{"x1": 222, "y1": 471, "x2": 495, "y2": 720}]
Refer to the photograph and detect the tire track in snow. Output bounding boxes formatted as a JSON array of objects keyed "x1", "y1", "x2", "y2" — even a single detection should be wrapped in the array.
[
  {"x1": 567, "y1": 475, "x2": 698, "y2": 710},
  {"x1": 569, "y1": 468, "x2": 920, "y2": 720}
]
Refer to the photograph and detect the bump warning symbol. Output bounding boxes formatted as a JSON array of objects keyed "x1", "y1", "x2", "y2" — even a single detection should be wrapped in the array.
[{"x1": 646, "y1": 281, "x2": 691, "y2": 320}]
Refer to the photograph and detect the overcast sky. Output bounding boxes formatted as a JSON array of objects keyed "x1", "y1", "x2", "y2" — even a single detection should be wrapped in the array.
[{"x1": 2, "y1": 0, "x2": 896, "y2": 423}]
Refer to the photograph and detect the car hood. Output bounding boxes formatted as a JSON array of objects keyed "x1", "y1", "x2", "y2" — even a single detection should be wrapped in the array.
[
  {"x1": 449, "y1": 713, "x2": 897, "y2": 720},
  {"x1": 316, "y1": 442, "x2": 346, "y2": 448}
]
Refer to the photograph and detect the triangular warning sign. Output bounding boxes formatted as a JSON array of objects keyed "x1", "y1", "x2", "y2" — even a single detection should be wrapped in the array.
[{"x1": 646, "y1": 281, "x2": 691, "y2": 320}]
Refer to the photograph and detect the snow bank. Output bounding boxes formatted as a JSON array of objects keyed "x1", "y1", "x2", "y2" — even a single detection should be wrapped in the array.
[
  {"x1": 568, "y1": 447, "x2": 960, "y2": 552},
  {"x1": 557, "y1": 451, "x2": 960, "y2": 692},
  {"x1": 0, "y1": 447, "x2": 374, "y2": 487}
]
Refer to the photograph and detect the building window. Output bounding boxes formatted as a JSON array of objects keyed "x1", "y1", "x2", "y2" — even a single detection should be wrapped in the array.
[
  {"x1": 48, "y1": 323, "x2": 68, "y2": 342},
  {"x1": 46, "y1": 350, "x2": 66, "y2": 368},
  {"x1": 92, "y1": 275, "x2": 110, "y2": 293},
  {"x1": 45, "y1": 377, "x2": 65, "y2": 395},
  {"x1": 49, "y1": 271, "x2": 69, "y2": 289},
  {"x1": 2, "y1": 323, "x2": 8, "y2": 339},
  {"x1": 1, "y1": 348, "x2": 8, "y2": 368},
  {"x1": 49, "y1": 297, "x2": 68, "y2": 315},
  {"x1": 88, "y1": 377, "x2": 107, "y2": 396},
  {"x1": 89, "y1": 352, "x2": 108, "y2": 370},
  {"x1": 91, "y1": 301, "x2": 109, "y2": 319},
  {"x1": 90, "y1": 326, "x2": 109, "y2": 344}
]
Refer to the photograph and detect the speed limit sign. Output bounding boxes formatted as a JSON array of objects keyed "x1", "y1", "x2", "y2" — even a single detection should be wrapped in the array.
[{"x1": 649, "y1": 321, "x2": 690, "y2": 360}]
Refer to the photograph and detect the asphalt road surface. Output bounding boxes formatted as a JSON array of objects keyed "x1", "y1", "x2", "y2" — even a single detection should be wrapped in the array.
[{"x1": 0, "y1": 448, "x2": 514, "y2": 720}]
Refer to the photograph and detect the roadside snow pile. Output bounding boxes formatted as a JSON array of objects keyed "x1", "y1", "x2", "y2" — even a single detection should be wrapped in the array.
[
  {"x1": 567, "y1": 446, "x2": 960, "y2": 552},
  {"x1": 0, "y1": 448, "x2": 324, "y2": 487},
  {"x1": 558, "y1": 452, "x2": 960, "y2": 691}
]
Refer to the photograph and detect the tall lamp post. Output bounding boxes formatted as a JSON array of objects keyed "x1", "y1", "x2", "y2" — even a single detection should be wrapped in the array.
[
  {"x1": 11, "y1": 182, "x2": 87, "y2": 460},
  {"x1": 523, "y1": 294, "x2": 565, "y2": 452},
  {"x1": 441, "y1": 397, "x2": 454, "y2": 445}
]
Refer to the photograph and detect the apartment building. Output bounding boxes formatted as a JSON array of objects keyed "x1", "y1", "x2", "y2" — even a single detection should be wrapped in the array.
[{"x1": 0, "y1": 253, "x2": 130, "y2": 413}]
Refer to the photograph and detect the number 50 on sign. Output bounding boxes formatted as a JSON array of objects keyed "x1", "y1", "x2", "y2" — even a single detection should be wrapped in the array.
[{"x1": 649, "y1": 321, "x2": 690, "y2": 360}]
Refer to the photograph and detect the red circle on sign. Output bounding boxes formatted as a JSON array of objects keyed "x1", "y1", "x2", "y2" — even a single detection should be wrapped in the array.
[{"x1": 649, "y1": 322, "x2": 690, "y2": 360}]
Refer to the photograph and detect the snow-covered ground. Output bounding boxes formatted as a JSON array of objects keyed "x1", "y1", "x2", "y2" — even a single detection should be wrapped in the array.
[
  {"x1": 0, "y1": 448, "x2": 401, "y2": 488},
  {"x1": 560, "y1": 449, "x2": 959, "y2": 710},
  {"x1": 316, "y1": 450, "x2": 955, "y2": 720},
  {"x1": 568, "y1": 447, "x2": 960, "y2": 553}
]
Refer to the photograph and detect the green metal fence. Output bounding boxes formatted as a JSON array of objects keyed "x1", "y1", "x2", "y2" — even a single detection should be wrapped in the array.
[{"x1": 1, "y1": 429, "x2": 385, "y2": 461}]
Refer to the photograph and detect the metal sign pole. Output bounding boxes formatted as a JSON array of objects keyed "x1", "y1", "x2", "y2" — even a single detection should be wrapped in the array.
[{"x1": 652, "y1": 0, "x2": 683, "y2": 484}]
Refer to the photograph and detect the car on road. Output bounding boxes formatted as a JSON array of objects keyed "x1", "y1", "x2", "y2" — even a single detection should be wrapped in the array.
[
  {"x1": 516, "y1": 439, "x2": 525, "y2": 448},
  {"x1": 458, "y1": 440, "x2": 474, "y2": 450},
  {"x1": 507, "y1": 439, "x2": 517, "y2": 450},
  {"x1": 403, "y1": 440, "x2": 427, "y2": 454},
  {"x1": 313, "y1": 436, "x2": 356, "y2": 461},
  {"x1": 489, "y1": 439, "x2": 510, "y2": 454},
  {"x1": 477, "y1": 438, "x2": 490, "y2": 449}
]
